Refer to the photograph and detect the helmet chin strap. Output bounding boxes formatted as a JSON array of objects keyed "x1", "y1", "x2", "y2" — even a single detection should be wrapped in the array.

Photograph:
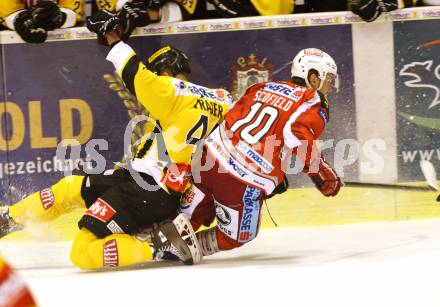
[{"x1": 305, "y1": 78, "x2": 313, "y2": 89}]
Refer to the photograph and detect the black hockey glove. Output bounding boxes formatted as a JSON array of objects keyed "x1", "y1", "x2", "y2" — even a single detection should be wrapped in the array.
[
  {"x1": 266, "y1": 176, "x2": 289, "y2": 199},
  {"x1": 351, "y1": 0, "x2": 398, "y2": 22},
  {"x1": 14, "y1": 10, "x2": 48, "y2": 43},
  {"x1": 86, "y1": 11, "x2": 124, "y2": 46},
  {"x1": 118, "y1": 1, "x2": 150, "y2": 40},
  {"x1": 208, "y1": 0, "x2": 242, "y2": 18},
  {"x1": 30, "y1": 0, "x2": 66, "y2": 31}
]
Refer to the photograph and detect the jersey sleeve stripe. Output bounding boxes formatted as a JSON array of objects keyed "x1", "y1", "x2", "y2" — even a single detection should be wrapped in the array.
[
  {"x1": 121, "y1": 55, "x2": 140, "y2": 97},
  {"x1": 283, "y1": 92, "x2": 321, "y2": 148},
  {"x1": 60, "y1": 8, "x2": 77, "y2": 28},
  {"x1": 106, "y1": 41, "x2": 136, "y2": 75},
  {"x1": 5, "y1": 10, "x2": 24, "y2": 30}
]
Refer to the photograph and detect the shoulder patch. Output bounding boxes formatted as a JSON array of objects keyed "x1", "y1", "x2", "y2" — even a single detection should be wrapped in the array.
[
  {"x1": 171, "y1": 78, "x2": 189, "y2": 96},
  {"x1": 318, "y1": 108, "x2": 328, "y2": 124}
]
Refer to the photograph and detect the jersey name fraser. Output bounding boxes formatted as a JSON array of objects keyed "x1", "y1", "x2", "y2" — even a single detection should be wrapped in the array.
[{"x1": 193, "y1": 98, "x2": 224, "y2": 119}]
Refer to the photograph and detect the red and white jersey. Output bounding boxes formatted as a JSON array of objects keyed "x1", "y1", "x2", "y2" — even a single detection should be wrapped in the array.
[{"x1": 205, "y1": 80, "x2": 329, "y2": 194}]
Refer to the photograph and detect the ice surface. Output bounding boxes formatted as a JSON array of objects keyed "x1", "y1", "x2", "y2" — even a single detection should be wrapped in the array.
[{"x1": 2, "y1": 219, "x2": 440, "y2": 307}]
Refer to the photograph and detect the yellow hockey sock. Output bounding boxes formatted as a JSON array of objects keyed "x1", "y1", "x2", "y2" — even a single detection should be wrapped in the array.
[
  {"x1": 9, "y1": 175, "x2": 86, "y2": 224},
  {"x1": 70, "y1": 228, "x2": 153, "y2": 269}
]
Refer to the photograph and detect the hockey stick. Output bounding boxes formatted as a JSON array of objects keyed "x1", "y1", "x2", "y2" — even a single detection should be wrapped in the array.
[
  {"x1": 420, "y1": 160, "x2": 440, "y2": 202},
  {"x1": 420, "y1": 159, "x2": 439, "y2": 191},
  {"x1": 103, "y1": 72, "x2": 151, "y2": 168},
  {"x1": 343, "y1": 181, "x2": 436, "y2": 191}
]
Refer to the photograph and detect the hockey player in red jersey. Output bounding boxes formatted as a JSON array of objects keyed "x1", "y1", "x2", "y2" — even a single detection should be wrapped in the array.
[
  {"x1": 181, "y1": 48, "x2": 343, "y2": 256},
  {"x1": 0, "y1": 256, "x2": 36, "y2": 307}
]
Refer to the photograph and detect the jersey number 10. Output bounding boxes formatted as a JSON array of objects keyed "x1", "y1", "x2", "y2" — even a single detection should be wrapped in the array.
[{"x1": 230, "y1": 102, "x2": 279, "y2": 144}]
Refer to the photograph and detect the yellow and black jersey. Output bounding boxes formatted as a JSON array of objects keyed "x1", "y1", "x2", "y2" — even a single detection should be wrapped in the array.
[
  {"x1": 0, "y1": 0, "x2": 83, "y2": 30},
  {"x1": 250, "y1": 0, "x2": 294, "y2": 15},
  {"x1": 94, "y1": 0, "x2": 206, "y2": 22},
  {"x1": 106, "y1": 41, "x2": 233, "y2": 192},
  {"x1": 94, "y1": 0, "x2": 126, "y2": 12}
]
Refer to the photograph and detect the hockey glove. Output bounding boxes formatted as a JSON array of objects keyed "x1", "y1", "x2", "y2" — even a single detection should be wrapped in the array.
[
  {"x1": 146, "y1": 0, "x2": 170, "y2": 9},
  {"x1": 308, "y1": 157, "x2": 342, "y2": 197},
  {"x1": 161, "y1": 163, "x2": 191, "y2": 194},
  {"x1": 351, "y1": 0, "x2": 398, "y2": 22},
  {"x1": 266, "y1": 176, "x2": 289, "y2": 199},
  {"x1": 208, "y1": 0, "x2": 242, "y2": 17},
  {"x1": 14, "y1": 10, "x2": 48, "y2": 44},
  {"x1": 30, "y1": 0, "x2": 66, "y2": 31},
  {"x1": 86, "y1": 11, "x2": 124, "y2": 46},
  {"x1": 118, "y1": 1, "x2": 150, "y2": 41}
]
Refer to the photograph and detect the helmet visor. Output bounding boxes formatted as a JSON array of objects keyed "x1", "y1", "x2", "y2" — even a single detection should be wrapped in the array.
[{"x1": 324, "y1": 73, "x2": 339, "y2": 93}]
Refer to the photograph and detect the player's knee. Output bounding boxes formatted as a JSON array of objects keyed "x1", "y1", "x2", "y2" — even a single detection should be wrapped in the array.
[
  {"x1": 216, "y1": 230, "x2": 245, "y2": 251},
  {"x1": 70, "y1": 245, "x2": 88, "y2": 270},
  {"x1": 70, "y1": 242, "x2": 91, "y2": 270},
  {"x1": 70, "y1": 228, "x2": 99, "y2": 270}
]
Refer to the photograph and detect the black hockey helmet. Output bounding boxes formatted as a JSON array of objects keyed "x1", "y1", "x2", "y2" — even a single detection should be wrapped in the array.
[{"x1": 146, "y1": 45, "x2": 191, "y2": 76}]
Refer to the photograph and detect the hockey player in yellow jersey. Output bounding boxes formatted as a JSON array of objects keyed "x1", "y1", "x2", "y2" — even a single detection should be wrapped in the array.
[
  {"x1": 0, "y1": 0, "x2": 84, "y2": 43},
  {"x1": 209, "y1": 0, "x2": 294, "y2": 18},
  {"x1": 94, "y1": 0, "x2": 211, "y2": 23},
  {"x1": 0, "y1": 35, "x2": 232, "y2": 269}
]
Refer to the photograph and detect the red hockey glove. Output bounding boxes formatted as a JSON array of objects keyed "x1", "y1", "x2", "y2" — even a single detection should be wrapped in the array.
[
  {"x1": 266, "y1": 176, "x2": 289, "y2": 199},
  {"x1": 308, "y1": 157, "x2": 342, "y2": 197},
  {"x1": 161, "y1": 163, "x2": 191, "y2": 193}
]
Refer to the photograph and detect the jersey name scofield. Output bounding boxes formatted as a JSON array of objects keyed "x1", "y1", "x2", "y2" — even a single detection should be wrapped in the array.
[{"x1": 263, "y1": 82, "x2": 304, "y2": 103}]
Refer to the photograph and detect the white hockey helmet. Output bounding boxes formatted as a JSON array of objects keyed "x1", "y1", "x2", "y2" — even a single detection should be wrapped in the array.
[{"x1": 291, "y1": 48, "x2": 339, "y2": 92}]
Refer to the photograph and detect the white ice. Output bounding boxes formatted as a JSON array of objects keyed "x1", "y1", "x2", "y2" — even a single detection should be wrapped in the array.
[{"x1": 2, "y1": 218, "x2": 440, "y2": 307}]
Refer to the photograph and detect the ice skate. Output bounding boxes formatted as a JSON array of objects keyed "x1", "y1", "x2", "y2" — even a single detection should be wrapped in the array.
[
  {"x1": 152, "y1": 213, "x2": 202, "y2": 265},
  {"x1": 0, "y1": 207, "x2": 22, "y2": 239}
]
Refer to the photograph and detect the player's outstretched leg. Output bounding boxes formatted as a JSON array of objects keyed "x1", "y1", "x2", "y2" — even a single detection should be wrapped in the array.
[
  {"x1": 70, "y1": 213, "x2": 202, "y2": 269},
  {"x1": 70, "y1": 227, "x2": 154, "y2": 269},
  {"x1": 9, "y1": 175, "x2": 86, "y2": 224},
  {"x1": 0, "y1": 175, "x2": 87, "y2": 239}
]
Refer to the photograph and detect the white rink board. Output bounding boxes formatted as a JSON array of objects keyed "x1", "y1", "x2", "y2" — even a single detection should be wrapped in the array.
[{"x1": 2, "y1": 218, "x2": 440, "y2": 307}]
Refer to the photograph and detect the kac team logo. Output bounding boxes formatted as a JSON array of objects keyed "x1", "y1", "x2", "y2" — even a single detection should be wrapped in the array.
[
  {"x1": 231, "y1": 54, "x2": 273, "y2": 100},
  {"x1": 398, "y1": 40, "x2": 440, "y2": 130}
]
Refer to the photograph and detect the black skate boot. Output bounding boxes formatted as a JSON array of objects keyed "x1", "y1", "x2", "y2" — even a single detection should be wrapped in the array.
[
  {"x1": 0, "y1": 207, "x2": 22, "y2": 239},
  {"x1": 152, "y1": 214, "x2": 202, "y2": 265}
]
